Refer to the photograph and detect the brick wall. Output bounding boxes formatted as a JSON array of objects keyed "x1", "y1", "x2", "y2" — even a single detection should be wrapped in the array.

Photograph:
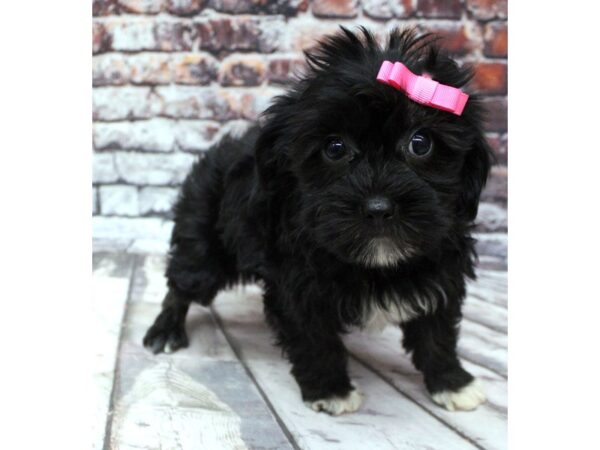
[{"x1": 92, "y1": 0, "x2": 507, "y2": 255}]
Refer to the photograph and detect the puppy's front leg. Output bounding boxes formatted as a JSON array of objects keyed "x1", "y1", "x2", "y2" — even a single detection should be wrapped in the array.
[
  {"x1": 291, "y1": 333, "x2": 362, "y2": 416},
  {"x1": 265, "y1": 300, "x2": 361, "y2": 415},
  {"x1": 401, "y1": 309, "x2": 486, "y2": 412}
]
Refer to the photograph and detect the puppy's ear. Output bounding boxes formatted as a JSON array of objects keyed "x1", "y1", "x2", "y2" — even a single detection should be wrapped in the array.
[{"x1": 457, "y1": 134, "x2": 493, "y2": 222}]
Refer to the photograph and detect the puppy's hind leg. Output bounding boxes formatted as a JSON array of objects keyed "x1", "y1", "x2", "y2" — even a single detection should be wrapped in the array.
[
  {"x1": 143, "y1": 247, "x2": 233, "y2": 354},
  {"x1": 144, "y1": 150, "x2": 237, "y2": 354},
  {"x1": 143, "y1": 288, "x2": 191, "y2": 354},
  {"x1": 143, "y1": 260, "x2": 231, "y2": 355}
]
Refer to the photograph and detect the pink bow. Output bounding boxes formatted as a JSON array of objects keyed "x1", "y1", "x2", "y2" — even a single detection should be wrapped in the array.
[{"x1": 376, "y1": 60, "x2": 469, "y2": 116}]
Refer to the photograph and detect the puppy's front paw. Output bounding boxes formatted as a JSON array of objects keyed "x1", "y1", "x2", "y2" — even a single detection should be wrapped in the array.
[
  {"x1": 143, "y1": 312, "x2": 189, "y2": 355},
  {"x1": 306, "y1": 387, "x2": 363, "y2": 416},
  {"x1": 431, "y1": 379, "x2": 486, "y2": 412}
]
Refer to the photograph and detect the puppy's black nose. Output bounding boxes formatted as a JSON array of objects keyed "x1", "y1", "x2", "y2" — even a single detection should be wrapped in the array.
[{"x1": 364, "y1": 196, "x2": 394, "y2": 220}]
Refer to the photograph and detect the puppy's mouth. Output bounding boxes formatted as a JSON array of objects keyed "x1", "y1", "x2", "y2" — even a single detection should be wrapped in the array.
[{"x1": 355, "y1": 237, "x2": 416, "y2": 268}]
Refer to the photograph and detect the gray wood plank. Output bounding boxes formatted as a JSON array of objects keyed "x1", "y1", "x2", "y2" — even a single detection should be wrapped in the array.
[
  {"x1": 463, "y1": 296, "x2": 507, "y2": 334},
  {"x1": 92, "y1": 253, "x2": 136, "y2": 450},
  {"x1": 103, "y1": 253, "x2": 508, "y2": 449},
  {"x1": 108, "y1": 255, "x2": 293, "y2": 450},
  {"x1": 213, "y1": 286, "x2": 480, "y2": 450},
  {"x1": 467, "y1": 269, "x2": 507, "y2": 309},
  {"x1": 345, "y1": 326, "x2": 507, "y2": 450},
  {"x1": 459, "y1": 320, "x2": 508, "y2": 377}
]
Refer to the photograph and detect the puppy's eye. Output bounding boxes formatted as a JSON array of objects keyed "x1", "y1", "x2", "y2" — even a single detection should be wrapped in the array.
[
  {"x1": 408, "y1": 130, "x2": 433, "y2": 157},
  {"x1": 324, "y1": 138, "x2": 347, "y2": 161}
]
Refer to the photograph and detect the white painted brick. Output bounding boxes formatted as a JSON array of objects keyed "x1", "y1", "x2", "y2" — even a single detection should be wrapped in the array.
[
  {"x1": 474, "y1": 232, "x2": 507, "y2": 260},
  {"x1": 256, "y1": 16, "x2": 286, "y2": 52},
  {"x1": 139, "y1": 187, "x2": 179, "y2": 215},
  {"x1": 175, "y1": 121, "x2": 221, "y2": 152},
  {"x1": 114, "y1": 151, "x2": 196, "y2": 185},
  {"x1": 105, "y1": 17, "x2": 157, "y2": 51},
  {"x1": 118, "y1": 0, "x2": 166, "y2": 14},
  {"x1": 93, "y1": 217, "x2": 173, "y2": 250},
  {"x1": 94, "y1": 119, "x2": 177, "y2": 151},
  {"x1": 248, "y1": 87, "x2": 283, "y2": 116},
  {"x1": 91, "y1": 9, "x2": 508, "y2": 262},
  {"x1": 128, "y1": 53, "x2": 172, "y2": 85},
  {"x1": 228, "y1": 86, "x2": 283, "y2": 120},
  {"x1": 156, "y1": 86, "x2": 237, "y2": 120},
  {"x1": 93, "y1": 53, "x2": 131, "y2": 86},
  {"x1": 100, "y1": 185, "x2": 140, "y2": 216},
  {"x1": 93, "y1": 153, "x2": 119, "y2": 183},
  {"x1": 476, "y1": 202, "x2": 507, "y2": 232},
  {"x1": 280, "y1": 17, "x2": 341, "y2": 52},
  {"x1": 93, "y1": 86, "x2": 160, "y2": 121},
  {"x1": 362, "y1": 0, "x2": 393, "y2": 19}
]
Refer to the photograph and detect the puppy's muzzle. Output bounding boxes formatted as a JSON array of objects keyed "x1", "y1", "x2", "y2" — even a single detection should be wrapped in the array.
[{"x1": 363, "y1": 196, "x2": 395, "y2": 221}]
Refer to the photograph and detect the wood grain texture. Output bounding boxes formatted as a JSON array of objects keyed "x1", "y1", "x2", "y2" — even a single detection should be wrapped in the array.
[
  {"x1": 463, "y1": 296, "x2": 507, "y2": 334},
  {"x1": 106, "y1": 255, "x2": 293, "y2": 450},
  {"x1": 213, "y1": 286, "x2": 483, "y2": 450},
  {"x1": 94, "y1": 253, "x2": 508, "y2": 449},
  {"x1": 92, "y1": 253, "x2": 136, "y2": 450},
  {"x1": 344, "y1": 326, "x2": 507, "y2": 450},
  {"x1": 467, "y1": 270, "x2": 508, "y2": 308},
  {"x1": 459, "y1": 320, "x2": 508, "y2": 377}
]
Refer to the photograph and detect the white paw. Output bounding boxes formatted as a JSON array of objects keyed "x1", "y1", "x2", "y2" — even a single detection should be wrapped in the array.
[
  {"x1": 431, "y1": 379, "x2": 486, "y2": 412},
  {"x1": 306, "y1": 387, "x2": 363, "y2": 416}
]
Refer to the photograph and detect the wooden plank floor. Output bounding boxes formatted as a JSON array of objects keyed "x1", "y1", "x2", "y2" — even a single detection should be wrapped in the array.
[{"x1": 94, "y1": 252, "x2": 507, "y2": 450}]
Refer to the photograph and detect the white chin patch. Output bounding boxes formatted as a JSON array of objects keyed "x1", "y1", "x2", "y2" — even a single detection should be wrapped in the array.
[
  {"x1": 306, "y1": 386, "x2": 363, "y2": 416},
  {"x1": 360, "y1": 238, "x2": 413, "y2": 268},
  {"x1": 431, "y1": 379, "x2": 486, "y2": 412}
]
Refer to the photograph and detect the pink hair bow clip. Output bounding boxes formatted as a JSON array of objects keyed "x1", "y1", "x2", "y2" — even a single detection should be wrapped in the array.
[{"x1": 376, "y1": 60, "x2": 469, "y2": 116}]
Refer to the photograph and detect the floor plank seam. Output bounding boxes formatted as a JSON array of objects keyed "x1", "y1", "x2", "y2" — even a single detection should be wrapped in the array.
[
  {"x1": 349, "y1": 352, "x2": 488, "y2": 450},
  {"x1": 101, "y1": 254, "x2": 140, "y2": 450},
  {"x1": 210, "y1": 306, "x2": 302, "y2": 450}
]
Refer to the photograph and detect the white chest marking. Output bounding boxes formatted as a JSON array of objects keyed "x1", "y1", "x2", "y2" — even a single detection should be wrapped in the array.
[
  {"x1": 361, "y1": 302, "x2": 418, "y2": 332},
  {"x1": 361, "y1": 287, "x2": 443, "y2": 332}
]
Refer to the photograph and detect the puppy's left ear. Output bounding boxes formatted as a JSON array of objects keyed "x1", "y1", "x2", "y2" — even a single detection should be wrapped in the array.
[{"x1": 457, "y1": 133, "x2": 493, "y2": 222}]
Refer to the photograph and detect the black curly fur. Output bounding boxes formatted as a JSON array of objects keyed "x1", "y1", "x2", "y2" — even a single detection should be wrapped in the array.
[{"x1": 144, "y1": 27, "x2": 492, "y2": 409}]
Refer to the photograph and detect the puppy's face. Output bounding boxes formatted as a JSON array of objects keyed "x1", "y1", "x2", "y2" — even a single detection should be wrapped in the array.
[{"x1": 256, "y1": 28, "x2": 491, "y2": 267}]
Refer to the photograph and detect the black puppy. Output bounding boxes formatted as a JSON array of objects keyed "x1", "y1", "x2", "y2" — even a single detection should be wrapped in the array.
[{"x1": 144, "y1": 27, "x2": 491, "y2": 415}]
